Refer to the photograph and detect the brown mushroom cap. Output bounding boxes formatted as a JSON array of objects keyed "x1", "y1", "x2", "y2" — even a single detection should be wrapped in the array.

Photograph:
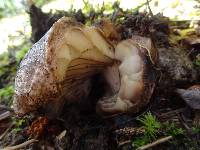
[
  {"x1": 13, "y1": 17, "x2": 115, "y2": 116},
  {"x1": 13, "y1": 17, "x2": 157, "y2": 117}
]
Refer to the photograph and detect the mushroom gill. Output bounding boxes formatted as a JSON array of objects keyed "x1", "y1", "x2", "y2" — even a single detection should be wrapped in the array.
[{"x1": 13, "y1": 17, "x2": 157, "y2": 117}]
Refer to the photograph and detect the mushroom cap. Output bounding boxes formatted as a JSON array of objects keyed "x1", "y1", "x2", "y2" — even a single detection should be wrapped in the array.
[
  {"x1": 13, "y1": 17, "x2": 116, "y2": 116},
  {"x1": 13, "y1": 17, "x2": 158, "y2": 117}
]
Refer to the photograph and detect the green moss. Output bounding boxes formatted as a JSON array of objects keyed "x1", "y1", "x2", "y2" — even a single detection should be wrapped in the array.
[
  {"x1": 191, "y1": 127, "x2": 200, "y2": 134},
  {"x1": 11, "y1": 117, "x2": 26, "y2": 133},
  {"x1": 137, "y1": 112, "x2": 161, "y2": 140},
  {"x1": 132, "y1": 136, "x2": 149, "y2": 148},
  {"x1": 132, "y1": 113, "x2": 185, "y2": 149},
  {"x1": 194, "y1": 58, "x2": 200, "y2": 67},
  {"x1": 15, "y1": 45, "x2": 29, "y2": 63},
  {"x1": 0, "y1": 52, "x2": 10, "y2": 67},
  {"x1": 132, "y1": 113, "x2": 161, "y2": 148},
  {"x1": 0, "y1": 85, "x2": 14, "y2": 106},
  {"x1": 163, "y1": 122, "x2": 184, "y2": 136}
]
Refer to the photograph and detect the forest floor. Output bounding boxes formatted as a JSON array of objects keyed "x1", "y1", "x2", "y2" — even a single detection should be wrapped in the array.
[{"x1": 0, "y1": 3, "x2": 200, "y2": 150}]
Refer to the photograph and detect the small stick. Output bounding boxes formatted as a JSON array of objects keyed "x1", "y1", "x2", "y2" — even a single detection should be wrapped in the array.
[
  {"x1": 186, "y1": 48, "x2": 195, "y2": 57},
  {"x1": 118, "y1": 140, "x2": 131, "y2": 147},
  {"x1": 0, "y1": 105, "x2": 13, "y2": 112},
  {"x1": 0, "y1": 124, "x2": 14, "y2": 140},
  {"x1": 2, "y1": 139, "x2": 38, "y2": 150},
  {"x1": 57, "y1": 130, "x2": 67, "y2": 140},
  {"x1": 159, "y1": 108, "x2": 184, "y2": 117},
  {"x1": 146, "y1": 0, "x2": 153, "y2": 16},
  {"x1": 0, "y1": 111, "x2": 11, "y2": 121},
  {"x1": 136, "y1": 136, "x2": 173, "y2": 150}
]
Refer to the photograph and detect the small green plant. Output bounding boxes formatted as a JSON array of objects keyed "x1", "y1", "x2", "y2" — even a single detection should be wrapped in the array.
[
  {"x1": 132, "y1": 136, "x2": 149, "y2": 148},
  {"x1": 132, "y1": 112, "x2": 161, "y2": 148},
  {"x1": 194, "y1": 59, "x2": 200, "y2": 66},
  {"x1": 138, "y1": 112, "x2": 161, "y2": 139},
  {"x1": 11, "y1": 117, "x2": 26, "y2": 133},
  {"x1": 0, "y1": 52, "x2": 9, "y2": 67},
  {"x1": 0, "y1": 85, "x2": 14, "y2": 106},
  {"x1": 163, "y1": 122, "x2": 184, "y2": 136},
  {"x1": 191, "y1": 127, "x2": 200, "y2": 134},
  {"x1": 16, "y1": 45, "x2": 29, "y2": 63},
  {"x1": 194, "y1": 54, "x2": 200, "y2": 67}
]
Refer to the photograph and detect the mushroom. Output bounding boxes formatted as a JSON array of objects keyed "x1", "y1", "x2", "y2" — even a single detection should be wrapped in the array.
[
  {"x1": 176, "y1": 85, "x2": 200, "y2": 127},
  {"x1": 97, "y1": 36, "x2": 157, "y2": 116},
  {"x1": 13, "y1": 17, "x2": 157, "y2": 117}
]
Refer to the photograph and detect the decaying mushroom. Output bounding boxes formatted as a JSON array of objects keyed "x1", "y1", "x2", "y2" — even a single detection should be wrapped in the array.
[
  {"x1": 13, "y1": 17, "x2": 157, "y2": 117},
  {"x1": 176, "y1": 85, "x2": 200, "y2": 127}
]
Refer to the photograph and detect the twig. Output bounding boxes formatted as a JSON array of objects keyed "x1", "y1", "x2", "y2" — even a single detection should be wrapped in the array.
[
  {"x1": 118, "y1": 140, "x2": 131, "y2": 147},
  {"x1": 2, "y1": 139, "x2": 38, "y2": 150},
  {"x1": 0, "y1": 124, "x2": 14, "y2": 140},
  {"x1": 0, "y1": 105, "x2": 13, "y2": 112},
  {"x1": 180, "y1": 113, "x2": 191, "y2": 131},
  {"x1": 57, "y1": 130, "x2": 67, "y2": 140},
  {"x1": 159, "y1": 108, "x2": 184, "y2": 117},
  {"x1": 132, "y1": 0, "x2": 153, "y2": 12},
  {"x1": 0, "y1": 111, "x2": 12, "y2": 121},
  {"x1": 186, "y1": 48, "x2": 195, "y2": 57},
  {"x1": 136, "y1": 136, "x2": 173, "y2": 150},
  {"x1": 146, "y1": 0, "x2": 153, "y2": 16}
]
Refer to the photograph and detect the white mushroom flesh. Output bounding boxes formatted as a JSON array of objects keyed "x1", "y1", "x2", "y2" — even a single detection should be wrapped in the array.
[{"x1": 97, "y1": 39, "x2": 144, "y2": 114}]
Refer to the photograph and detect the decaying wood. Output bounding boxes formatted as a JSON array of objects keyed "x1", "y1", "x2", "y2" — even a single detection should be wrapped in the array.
[
  {"x1": 158, "y1": 47, "x2": 198, "y2": 83},
  {"x1": 118, "y1": 140, "x2": 131, "y2": 146},
  {"x1": 159, "y1": 108, "x2": 184, "y2": 117},
  {"x1": 0, "y1": 111, "x2": 11, "y2": 121},
  {"x1": 2, "y1": 139, "x2": 38, "y2": 150},
  {"x1": 0, "y1": 124, "x2": 13, "y2": 140},
  {"x1": 57, "y1": 130, "x2": 67, "y2": 140}
]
